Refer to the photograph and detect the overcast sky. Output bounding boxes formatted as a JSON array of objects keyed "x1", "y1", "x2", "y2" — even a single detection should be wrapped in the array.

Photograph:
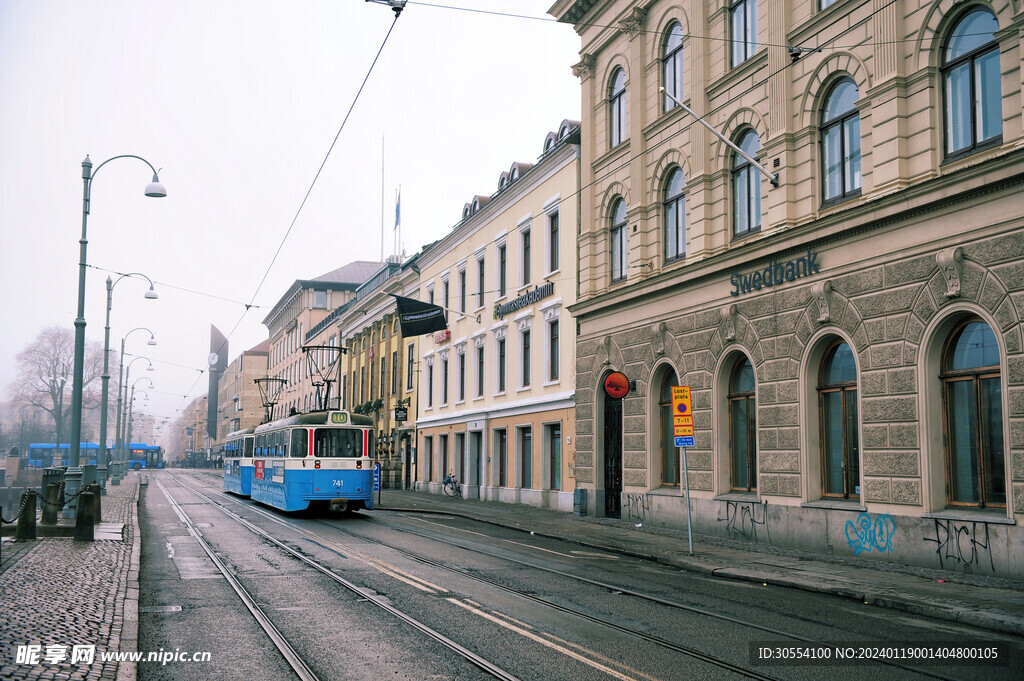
[{"x1": 0, "y1": 0, "x2": 581, "y2": 441}]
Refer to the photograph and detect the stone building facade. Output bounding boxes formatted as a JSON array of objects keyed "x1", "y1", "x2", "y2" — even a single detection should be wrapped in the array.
[
  {"x1": 215, "y1": 339, "x2": 269, "y2": 440},
  {"x1": 550, "y1": 0, "x2": 1024, "y2": 576}
]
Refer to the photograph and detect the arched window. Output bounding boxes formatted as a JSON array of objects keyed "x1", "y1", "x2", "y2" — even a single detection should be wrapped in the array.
[
  {"x1": 942, "y1": 319, "x2": 1005, "y2": 507},
  {"x1": 729, "y1": 357, "x2": 757, "y2": 491},
  {"x1": 609, "y1": 68, "x2": 626, "y2": 147},
  {"x1": 663, "y1": 22, "x2": 684, "y2": 112},
  {"x1": 664, "y1": 167, "x2": 686, "y2": 261},
  {"x1": 610, "y1": 198, "x2": 627, "y2": 282},
  {"x1": 821, "y1": 78, "x2": 861, "y2": 204},
  {"x1": 943, "y1": 8, "x2": 1001, "y2": 158},
  {"x1": 658, "y1": 369, "x2": 680, "y2": 486},
  {"x1": 732, "y1": 129, "x2": 762, "y2": 238},
  {"x1": 818, "y1": 341, "x2": 859, "y2": 498}
]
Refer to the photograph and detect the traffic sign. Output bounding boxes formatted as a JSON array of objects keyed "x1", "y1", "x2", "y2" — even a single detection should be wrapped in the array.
[
  {"x1": 675, "y1": 436, "x2": 695, "y2": 448},
  {"x1": 671, "y1": 386, "x2": 693, "y2": 437}
]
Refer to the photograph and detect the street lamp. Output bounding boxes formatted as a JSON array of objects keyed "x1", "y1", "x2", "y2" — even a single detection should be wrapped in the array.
[
  {"x1": 114, "y1": 354, "x2": 153, "y2": 483},
  {"x1": 98, "y1": 275, "x2": 158, "y2": 492},
  {"x1": 125, "y1": 382, "x2": 152, "y2": 466},
  {"x1": 66, "y1": 154, "x2": 165, "y2": 519}
]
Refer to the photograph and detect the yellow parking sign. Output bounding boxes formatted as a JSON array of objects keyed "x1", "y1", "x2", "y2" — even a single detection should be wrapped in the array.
[{"x1": 671, "y1": 386, "x2": 693, "y2": 437}]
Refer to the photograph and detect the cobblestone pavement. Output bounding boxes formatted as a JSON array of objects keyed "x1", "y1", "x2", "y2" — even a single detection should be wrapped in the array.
[{"x1": 1, "y1": 476, "x2": 141, "y2": 681}]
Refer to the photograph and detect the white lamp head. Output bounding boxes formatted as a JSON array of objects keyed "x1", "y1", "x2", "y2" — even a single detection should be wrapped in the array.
[
  {"x1": 145, "y1": 284, "x2": 158, "y2": 300},
  {"x1": 145, "y1": 172, "x2": 167, "y2": 198}
]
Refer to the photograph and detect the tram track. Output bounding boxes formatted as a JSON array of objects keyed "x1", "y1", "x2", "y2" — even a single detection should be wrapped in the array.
[
  {"x1": 170, "y1": 472, "x2": 977, "y2": 681},
  {"x1": 159, "y1": 474, "x2": 520, "y2": 681}
]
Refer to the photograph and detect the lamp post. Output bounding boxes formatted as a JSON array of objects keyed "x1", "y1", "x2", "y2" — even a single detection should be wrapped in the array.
[
  {"x1": 114, "y1": 354, "x2": 153, "y2": 483},
  {"x1": 66, "y1": 154, "x2": 165, "y2": 519},
  {"x1": 99, "y1": 276, "x2": 158, "y2": 493},
  {"x1": 125, "y1": 382, "x2": 152, "y2": 467}
]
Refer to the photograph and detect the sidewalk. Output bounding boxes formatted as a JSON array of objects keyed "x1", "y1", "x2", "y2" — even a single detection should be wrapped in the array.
[
  {"x1": 376, "y1": 488, "x2": 1024, "y2": 638},
  {"x1": 0, "y1": 475, "x2": 141, "y2": 681}
]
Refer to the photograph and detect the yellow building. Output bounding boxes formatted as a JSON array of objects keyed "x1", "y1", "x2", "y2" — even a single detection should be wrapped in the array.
[
  {"x1": 416, "y1": 121, "x2": 581, "y2": 511},
  {"x1": 550, "y1": 0, "x2": 1024, "y2": 576}
]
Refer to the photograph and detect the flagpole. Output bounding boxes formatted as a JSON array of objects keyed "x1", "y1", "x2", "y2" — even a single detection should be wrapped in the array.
[{"x1": 381, "y1": 137, "x2": 385, "y2": 262}]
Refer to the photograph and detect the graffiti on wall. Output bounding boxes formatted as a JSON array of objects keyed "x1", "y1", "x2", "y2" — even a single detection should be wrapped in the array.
[
  {"x1": 625, "y1": 493, "x2": 651, "y2": 524},
  {"x1": 922, "y1": 519, "x2": 995, "y2": 573},
  {"x1": 845, "y1": 513, "x2": 895, "y2": 556},
  {"x1": 718, "y1": 499, "x2": 772, "y2": 545}
]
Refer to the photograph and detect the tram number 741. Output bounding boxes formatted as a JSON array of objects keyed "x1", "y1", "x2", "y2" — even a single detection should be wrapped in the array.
[{"x1": 332, "y1": 480, "x2": 345, "y2": 487}]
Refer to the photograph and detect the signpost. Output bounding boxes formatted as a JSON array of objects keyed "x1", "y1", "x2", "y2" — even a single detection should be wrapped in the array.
[
  {"x1": 671, "y1": 386, "x2": 695, "y2": 556},
  {"x1": 374, "y1": 462, "x2": 381, "y2": 507}
]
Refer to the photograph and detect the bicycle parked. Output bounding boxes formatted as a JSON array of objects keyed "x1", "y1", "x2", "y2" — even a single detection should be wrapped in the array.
[{"x1": 441, "y1": 472, "x2": 462, "y2": 497}]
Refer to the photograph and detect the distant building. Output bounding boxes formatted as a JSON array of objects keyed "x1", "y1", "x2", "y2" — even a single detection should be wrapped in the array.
[{"x1": 216, "y1": 339, "x2": 269, "y2": 439}]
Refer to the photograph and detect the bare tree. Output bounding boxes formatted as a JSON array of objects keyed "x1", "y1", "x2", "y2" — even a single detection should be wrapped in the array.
[{"x1": 10, "y1": 326, "x2": 105, "y2": 453}]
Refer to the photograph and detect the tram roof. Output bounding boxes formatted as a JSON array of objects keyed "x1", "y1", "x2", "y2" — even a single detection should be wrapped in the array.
[{"x1": 254, "y1": 410, "x2": 373, "y2": 433}]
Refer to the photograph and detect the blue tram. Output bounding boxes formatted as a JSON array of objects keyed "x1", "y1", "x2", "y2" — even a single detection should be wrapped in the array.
[
  {"x1": 224, "y1": 410, "x2": 377, "y2": 513},
  {"x1": 222, "y1": 427, "x2": 255, "y2": 495}
]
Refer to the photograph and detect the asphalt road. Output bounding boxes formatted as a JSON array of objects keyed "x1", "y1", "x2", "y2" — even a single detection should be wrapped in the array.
[{"x1": 137, "y1": 470, "x2": 1021, "y2": 681}]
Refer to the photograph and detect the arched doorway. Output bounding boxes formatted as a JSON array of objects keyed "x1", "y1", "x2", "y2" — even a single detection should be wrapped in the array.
[{"x1": 603, "y1": 393, "x2": 623, "y2": 518}]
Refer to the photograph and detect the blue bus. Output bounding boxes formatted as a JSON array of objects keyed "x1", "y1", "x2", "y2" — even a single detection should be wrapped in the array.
[
  {"x1": 27, "y1": 443, "x2": 109, "y2": 468},
  {"x1": 127, "y1": 444, "x2": 163, "y2": 470}
]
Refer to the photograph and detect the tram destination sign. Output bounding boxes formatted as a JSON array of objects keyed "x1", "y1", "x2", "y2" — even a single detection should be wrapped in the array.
[{"x1": 730, "y1": 248, "x2": 820, "y2": 297}]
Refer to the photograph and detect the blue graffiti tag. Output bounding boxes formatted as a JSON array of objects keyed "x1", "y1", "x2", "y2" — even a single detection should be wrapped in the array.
[{"x1": 845, "y1": 513, "x2": 895, "y2": 555}]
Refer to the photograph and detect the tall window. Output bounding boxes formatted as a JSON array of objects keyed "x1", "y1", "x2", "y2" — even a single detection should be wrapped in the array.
[
  {"x1": 459, "y1": 269, "x2": 467, "y2": 313},
  {"x1": 406, "y1": 344, "x2": 414, "y2": 391},
  {"x1": 441, "y1": 356, "x2": 449, "y2": 404},
  {"x1": 423, "y1": 436, "x2": 433, "y2": 482},
  {"x1": 821, "y1": 78, "x2": 861, "y2": 204},
  {"x1": 609, "y1": 67, "x2": 626, "y2": 147},
  {"x1": 391, "y1": 351, "x2": 399, "y2": 394},
  {"x1": 663, "y1": 22, "x2": 684, "y2": 111},
  {"x1": 443, "y1": 279, "x2": 450, "y2": 311},
  {"x1": 818, "y1": 341, "x2": 859, "y2": 499},
  {"x1": 425, "y1": 361, "x2": 433, "y2": 408},
  {"x1": 477, "y1": 256, "x2": 485, "y2": 308},
  {"x1": 610, "y1": 198, "x2": 627, "y2": 282},
  {"x1": 497, "y1": 429, "x2": 508, "y2": 487},
  {"x1": 521, "y1": 229, "x2": 531, "y2": 285},
  {"x1": 548, "y1": 211, "x2": 559, "y2": 273},
  {"x1": 520, "y1": 427, "x2": 533, "y2": 489},
  {"x1": 498, "y1": 244, "x2": 507, "y2": 297},
  {"x1": 730, "y1": 0, "x2": 757, "y2": 66},
  {"x1": 732, "y1": 130, "x2": 762, "y2": 238},
  {"x1": 659, "y1": 370, "x2": 680, "y2": 486},
  {"x1": 942, "y1": 319, "x2": 1005, "y2": 507},
  {"x1": 548, "y1": 320, "x2": 559, "y2": 382},
  {"x1": 548, "y1": 424, "x2": 562, "y2": 490},
  {"x1": 729, "y1": 358, "x2": 757, "y2": 491},
  {"x1": 664, "y1": 167, "x2": 686, "y2": 261},
  {"x1": 497, "y1": 337, "x2": 506, "y2": 392},
  {"x1": 476, "y1": 345, "x2": 485, "y2": 397},
  {"x1": 458, "y1": 352, "x2": 466, "y2": 402},
  {"x1": 521, "y1": 329, "x2": 531, "y2": 388},
  {"x1": 943, "y1": 9, "x2": 1001, "y2": 158}
]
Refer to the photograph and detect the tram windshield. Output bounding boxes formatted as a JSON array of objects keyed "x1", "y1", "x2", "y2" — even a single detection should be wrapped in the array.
[{"x1": 312, "y1": 428, "x2": 363, "y2": 458}]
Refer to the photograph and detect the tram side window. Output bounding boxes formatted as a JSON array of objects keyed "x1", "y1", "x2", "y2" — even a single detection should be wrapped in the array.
[
  {"x1": 244, "y1": 438, "x2": 254, "y2": 457},
  {"x1": 291, "y1": 429, "x2": 308, "y2": 457},
  {"x1": 280, "y1": 430, "x2": 288, "y2": 458},
  {"x1": 313, "y1": 429, "x2": 363, "y2": 458}
]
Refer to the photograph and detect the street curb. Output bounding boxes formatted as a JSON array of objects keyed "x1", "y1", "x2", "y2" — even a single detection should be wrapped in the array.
[
  {"x1": 379, "y1": 506, "x2": 1024, "y2": 638},
  {"x1": 117, "y1": 478, "x2": 141, "y2": 681}
]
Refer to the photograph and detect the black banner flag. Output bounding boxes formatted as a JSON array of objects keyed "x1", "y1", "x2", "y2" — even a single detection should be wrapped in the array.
[{"x1": 390, "y1": 294, "x2": 447, "y2": 336}]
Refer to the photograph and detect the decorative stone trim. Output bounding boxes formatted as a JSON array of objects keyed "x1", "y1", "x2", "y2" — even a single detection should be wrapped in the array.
[
  {"x1": 572, "y1": 53, "x2": 596, "y2": 80},
  {"x1": 811, "y1": 280, "x2": 833, "y2": 323},
  {"x1": 619, "y1": 7, "x2": 647, "y2": 38},
  {"x1": 721, "y1": 304, "x2": 737, "y2": 342},
  {"x1": 652, "y1": 322, "x2": 667, "y2": 357},
  {"x1": 936, "y1": 246, "x2": 964, "y2": 298}
]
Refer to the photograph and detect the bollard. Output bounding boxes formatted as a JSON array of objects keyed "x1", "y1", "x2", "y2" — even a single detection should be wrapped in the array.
[
  {"x1": 15, "y1": 491, "x2": 37, "y2": 540},
  {"x1": 41, "y1": 483, "x2": 60, "y2": 525},
  {"x1": 74, "y1": 491, "x2": 95, "y2": 541},
  {"x1": 88, "y1": 483, "x2": 102, "y2": 524}
]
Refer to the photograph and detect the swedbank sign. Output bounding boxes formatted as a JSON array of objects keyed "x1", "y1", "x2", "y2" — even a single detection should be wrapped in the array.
[
  {"x1": 493, "y1": 282, "x2": 555, "y2": 319},
  {"x1": 730, "y1": 248, "x2": 821, "y2": 297}
]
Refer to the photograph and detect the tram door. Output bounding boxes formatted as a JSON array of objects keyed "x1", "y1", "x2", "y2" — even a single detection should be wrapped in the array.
[{"x1": 603, "y1": 395, "x2": 623, "y2": 519}]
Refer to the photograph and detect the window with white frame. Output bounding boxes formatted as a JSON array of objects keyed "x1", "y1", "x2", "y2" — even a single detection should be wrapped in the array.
[
  {"x1": 663, "y1": 21, "x2": 684, "y2": 112},
  {"x1": 610, "y1": 198, "x2": 627, "y2": 282},
  {"x1": 476, "y1": 254, "x2": 485, "y2": 308},
  {"x1": 730, "y1": 0, "x2": 757, "y2": 67},
  {"x1": 547, "y1": 210, "x2": 559, "y2": 274},
  {"x1": 521, "y1": 225, "x2": 531, "y2": 287}
]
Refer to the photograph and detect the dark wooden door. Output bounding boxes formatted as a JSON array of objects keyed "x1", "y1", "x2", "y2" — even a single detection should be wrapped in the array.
[{"x1": 604, "y1": 396, "x2": 623, "y2": 518}]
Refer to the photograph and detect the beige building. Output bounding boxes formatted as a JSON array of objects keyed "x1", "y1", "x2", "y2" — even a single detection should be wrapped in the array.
[
  {"x1": 415, "y1": 121, "x2": 581, "y2": 511},
  {"x1": 262, "y1": 261, "x2": 382, "y2": 420},
  {"x1": 550, "y1": 0, "x2": 1024, "y2": 576},
  {"x1": 215, "y1": 339, "x2": 269, "y2": 439},
  {"x1": 334, "y1": 257, "x2": 422, "y2": 489}
]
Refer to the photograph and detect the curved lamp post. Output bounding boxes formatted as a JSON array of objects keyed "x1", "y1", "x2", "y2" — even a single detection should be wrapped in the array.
[
  {"x1": 66, "y1": 154, "x2": 165, "y2": 519},
  {"x1": 110, "y1": 327, "x2": 157, "y2": 484},
  {"x1": 125, "y1": 382, "x2": 153, "y2": 465},
  {"x1": 98, "y1": 275, "x2": 158, "y2": 491},
  {"x1": 114, "y1": 355, "x2": 153, "y2": 482}
]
